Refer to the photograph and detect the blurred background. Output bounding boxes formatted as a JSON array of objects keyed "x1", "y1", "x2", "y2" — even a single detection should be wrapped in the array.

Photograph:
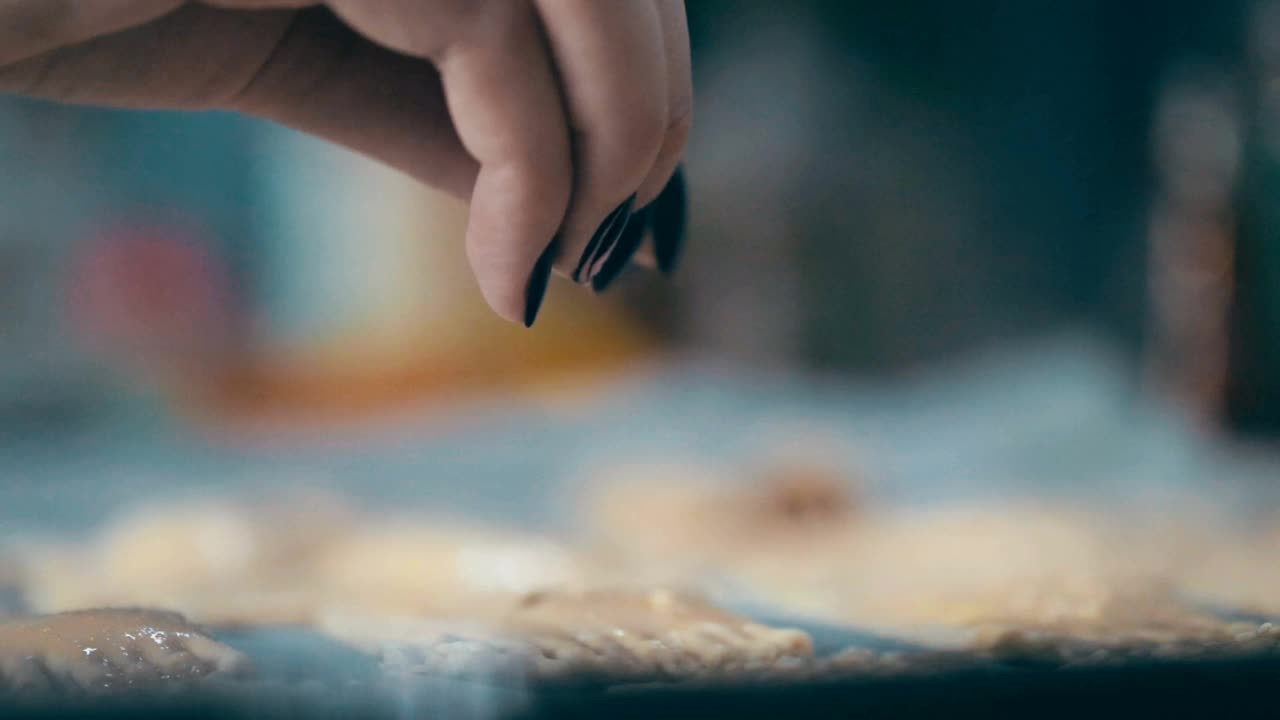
[{"x1": 1, "y1": 0, "x2": 1279, "y2": 526}]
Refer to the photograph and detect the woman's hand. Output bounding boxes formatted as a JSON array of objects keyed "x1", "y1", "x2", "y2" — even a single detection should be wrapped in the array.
[{"x1": 0, "y1": 1, "x2": 691, "y2": 325}]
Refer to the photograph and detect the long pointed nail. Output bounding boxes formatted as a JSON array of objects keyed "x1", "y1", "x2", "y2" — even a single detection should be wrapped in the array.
[
  {"x1": 591, "y1": 205, "x2": 651, "y2": 293},
  {"x1": 651, "y1": 167, "x2": 687, "y2": 275},
  {"x1": 524, "y1": 237, "x2": 558, "y2": 328},
  {"x1": 572, "y1": 196, "x2": 636, "y2": 284}
]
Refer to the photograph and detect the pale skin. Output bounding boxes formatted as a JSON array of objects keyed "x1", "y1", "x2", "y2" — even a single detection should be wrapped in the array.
[{"x1": 0, "y1": 1, "x2": 692, "y2": 324}]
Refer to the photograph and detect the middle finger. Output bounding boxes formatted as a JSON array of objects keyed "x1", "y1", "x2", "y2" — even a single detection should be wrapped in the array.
[{"x1": 533, "y1": 0, "x2": 669, "y2": 285}]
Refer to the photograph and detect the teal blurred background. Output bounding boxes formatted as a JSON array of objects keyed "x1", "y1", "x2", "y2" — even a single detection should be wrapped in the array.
[{"x1": 0, "y1": 0, "x2": 1277, "y2": 443}]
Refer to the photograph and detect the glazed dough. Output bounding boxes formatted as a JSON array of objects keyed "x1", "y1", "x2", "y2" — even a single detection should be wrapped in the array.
[
  {"x1": 1172, "y1": 521, "x2": 1280, "y2": 617},
  {"x1": 17, "y1": 496, "x2": 592, "y2": 628},
  {"x1": 588, "y1": 465, "x2": 1275, "y2": 671},
  {"x1": 972, "y1": 618, "x2": 1280, "y2": 669},
  {"x1": 586, "y1": 462, "x2": 1224, "y2": 637},
  {"x1": 309, "y1": 522, "x2": 590, "y2": 618},
  {"x1": 10, "y1": 462, "x2": 1273, "y2": 686},
  {"x1": 322, "y1": 588, "x2": 814, "y2": 686},
  {"x1": 504, "y1": 588, "x2": 814, "y2": 681},
  {"x1": 732, "y1": 505, "x2": 1205, "y2": 631},
  {"x1": 18, "y1": 495, "x2": 353, "y2": 627},
  {"x1": 0, "y1": 609, "x2": 248, "y2": 696},
  {"x1": 584, "y1": 456, "x2": 863, "y2": 583}
]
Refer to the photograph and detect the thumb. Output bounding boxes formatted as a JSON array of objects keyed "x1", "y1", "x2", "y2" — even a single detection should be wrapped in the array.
[
  {"x1": 228, "y1": 8, "x2": 480, "y2": 200},
  {"x1": 0, "y1": 4, "x2": 480, "y2": 200}
]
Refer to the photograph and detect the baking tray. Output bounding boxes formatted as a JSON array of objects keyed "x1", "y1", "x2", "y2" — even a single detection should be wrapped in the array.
[
  {"x1": 3, "y1": 654, "x2": 1279, "y2": 719},
  {"x1": 3, "y1": 595, "x2": 1277, "y2": 720}
]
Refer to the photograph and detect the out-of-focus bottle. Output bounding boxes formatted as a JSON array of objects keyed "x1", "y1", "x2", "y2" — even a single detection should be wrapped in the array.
[
  {"x1": 1226, "y1": 0, "x2": 1280, "y2": 437},
  {"x1": 1145, "y1": 63, "x2": 1241, "y2": 430},
  {"x1": 1148, "y1": 2, "x2": 1280, "y2": 442}
]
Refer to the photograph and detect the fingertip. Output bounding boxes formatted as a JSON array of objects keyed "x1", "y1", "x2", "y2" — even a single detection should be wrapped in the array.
[
  {"x1": 465, "y1": 165, "x2": 568, "y2": 326},
  {"x1": 524, "y1": 237, "x2": 558, "y2": 328},
  {"x1": 464, "y1": 220, "x2": 539, "y2": 326},
  {"x1": 467, "y1": 242, "x2": 539, "y2": 326}
]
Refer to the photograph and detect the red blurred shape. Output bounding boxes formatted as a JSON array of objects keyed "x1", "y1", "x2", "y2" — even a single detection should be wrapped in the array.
[{"x1": 65, "y1": 217, "x2": 236, "y2": 371}]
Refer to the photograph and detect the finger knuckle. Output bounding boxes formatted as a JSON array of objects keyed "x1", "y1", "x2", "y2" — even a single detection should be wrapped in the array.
[
  {"x1": 499, "y1": 156, "x2": 573, "y2": 225},
  {"x1": 330, "y1": 0, "x2": 464, "y2": 56},
  {"x1": 661, "y1": 111, "x2": 693, "y2": 159},
  {"x1": 596, "y1": 110, "x2": 668, "y2": 193},
  {"x1": 454, "y1": 0, "x2": 530, "y2": 48},
  {"x1": 669, "y1": 98, "x2": 693, "y2": 136},
  {"x1": 627, "y1": 110, "x2": 669, "y2": 157}
]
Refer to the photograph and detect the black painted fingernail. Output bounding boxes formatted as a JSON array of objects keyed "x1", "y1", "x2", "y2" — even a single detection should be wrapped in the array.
[
  {"x1": 524, "y1": 237, "x2": 558, "y2": 328},
  {"x1": 591, "y1": 205, "x2": 651, "y2": 293},
  {"x1": 572, "y1": 196, "x2": 636, "y2": 284},
  {"x1": 651, "y1": 167, "x2": 687, "y2": 275}
]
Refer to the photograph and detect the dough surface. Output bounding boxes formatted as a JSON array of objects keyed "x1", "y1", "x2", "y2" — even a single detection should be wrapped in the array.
[
  {"x1": 0, "y1": 609, "x2": 248, "y2": 696},
  {"x1": 584, "y1": 462, "x2": 1230, "y2": 639},
  {"x1": 16, "y1": 495, "x2": 588, "y2": 628},
  {"x1": 17, "y1": 494, "x2": 354, "y2": 627},
  {"x1": 323, "y1": 588, "x2": 814, "y2": 686}
]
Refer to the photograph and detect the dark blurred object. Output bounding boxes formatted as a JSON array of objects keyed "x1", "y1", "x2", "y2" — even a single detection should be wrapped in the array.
[
  {"x1": 629, "y1": 0, "x2": 1250, "y2": 375},
  {"x1": 3, "y1": 655, "x2": 1280, "y2": 720},
  {"x1": 1228, "y1": 0, "x2": 1280, "y2": 437},
  {"x1": 1146, "y1": 0, "x2": 1280, "y2": 440},
  {"x1": 1142, "y1": 0, "x2": 1280, "y2": 440}
]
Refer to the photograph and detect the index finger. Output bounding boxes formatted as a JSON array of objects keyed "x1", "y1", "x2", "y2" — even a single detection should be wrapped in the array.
[{"x1": 330, "y1": 0, "x2": 574, "y2": 326}]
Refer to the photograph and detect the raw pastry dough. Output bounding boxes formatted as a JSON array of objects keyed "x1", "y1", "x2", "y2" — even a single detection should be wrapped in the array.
[
  {"x1": 322, "y1": 588, "x2": 814, "y2": 686},
  {"x1": 17, "y1": 496, "x2": 592, "y2": 628},
  {"x1": 584, "y1": 456, "x2": 862, "y2": 582},
  {"x1": 0, "y1": 609, "x2": 248, "y2": 696},
  {"x1": 586, "y1": 464, "x2": 1218, "y2": 638},
  {"x1": 1172, "y1": 520, "x2": 1280, "y2": 618},
  {"x1": 310, "y1": 522, "x2": 589, "y2": 617},
  {"x1": 18, "y1": 495, "x2": 352, "y2": 627}
]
